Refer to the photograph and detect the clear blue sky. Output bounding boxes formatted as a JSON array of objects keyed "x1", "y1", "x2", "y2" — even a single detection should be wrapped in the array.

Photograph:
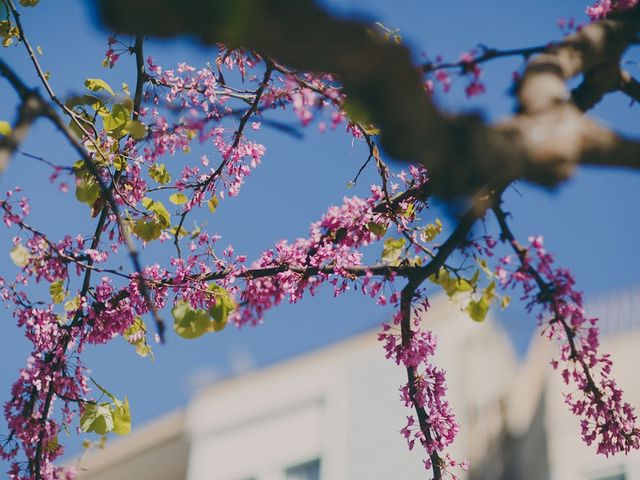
[{"x1": 0, "y1": 0, "x2": 638, "y2": 463}]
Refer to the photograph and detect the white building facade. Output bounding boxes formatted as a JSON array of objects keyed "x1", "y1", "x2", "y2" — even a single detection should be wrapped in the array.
[{"x1": 73, "y1": 290, "x2": 640, "y2": 480}]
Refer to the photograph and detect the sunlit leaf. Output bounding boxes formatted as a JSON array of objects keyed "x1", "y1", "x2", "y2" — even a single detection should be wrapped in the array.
[
  {"x1": 111, "y1": 397, "x2": 131, "y2": 435},
  {"x1": 85, "y1": 78, "x2": 114, "y2": 96},
  {"x1": 125, "y1": 120, "x2": 147, "y2": 140},
  {"x1": 149, "y1": 164, "x2": 171, "y2": 185},
  {"x1": 0, "y1": 121, "x2": 11, "y2": 136},
  {"x1": 207, "y1": 196, "x2": 219, "y2": 214},
  {"x1": 49, "y1": 280, "x2": 67, "y2": 304},
  {"x1": 366, "y1": 222, "x2": 387, "y2": 237},
  {"x1": 133, "y1": 219, "x2": 162, "y2": 241},
  {"x1": 382, "y1": 237, "x2": 405, "y2": 264},
  {"x1": 75, "y1": 178, "x2": 100, "y2": 207},
  {"x1": 169, "y1": 193, "x2": 188, "y2": 205},
  {"x1": 80, "y1": 403, "x2": 114, "y2": 435},
  {"x1": 466, "y1": 297, "x2": 490, "y2": 322},
  {"x1": 9, "y1": 244, "x2": 30, "y2": 267},
  {"x1": 207, "y1": 284, "x2": 236, "y2": 332},
  {"x1": 172, "y1": 301, "x2": 210, "y2": 339}
]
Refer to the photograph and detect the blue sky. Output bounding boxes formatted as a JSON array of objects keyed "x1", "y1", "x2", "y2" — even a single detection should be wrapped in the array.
[{"x1": 0, "y1": 0, "x2": 638, "y2": 462}]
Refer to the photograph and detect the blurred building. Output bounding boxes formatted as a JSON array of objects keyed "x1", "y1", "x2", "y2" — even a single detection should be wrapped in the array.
[{"x1": 72, "y1": 290, "x2": 640, "y2": 480}]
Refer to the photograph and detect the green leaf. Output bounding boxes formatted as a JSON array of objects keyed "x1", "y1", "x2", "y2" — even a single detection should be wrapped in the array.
[
  {"x1": 75, "y1": 178, "x2": 100, "y2": 207},
  {"x1": 49, "y1": 280, "x2": 67, "y2": 304},
  {"x1": 9, "y1": 244, "x2": 30, "y2": 267},
  {"x1": 455, "y1": 278, "x2": 473, "y2": 293},
  {"x1": 366, "y1": 222, "x2": 387, "y2": 237},
  {"x1": 103, "y1": 103, "x2": 129, "y2": 135},
  {"x1": 45, "y1": 435, "x2": 59, "y2": 454},
  {"x1": 421, "y1": 218, "x2": 443, "y2": 242},
  {"x1": 113, "y1": 155, "x2": 127, "y2": 170},
  {"x1": 483, "y1": 280, "x2": 497, "y2": 301},
  {"x1": 466, "y1": 297, "x2": 490, "y2": 322},
  {"x1": 64, "y1": 295, "x2": 81, "y2": 312},
  {"x1": 85, "y1": 78, "x2": 114, "y2": 96},
  {"x1": 207, "y1": 196, "x2": 219, "y2": 214},
  {"x1": 429, "y1": 268, "x2": 471, "y2": 297},
  {"x1": 80, "y1": 403, "x2": 114, "y2": 435},
  {"x1": 207, "y1": 284, "x2": 236, "y2": 332},
  {"x1": 169, "y1": 193, "x2": 188, "y2": 205},
  {"x1": 65, "y1": 94, "x2": 109, "y2": 116},
  {"x1": 0, "y1": 121, "x2": 11, "y2": 136},
  {"x1": 123, "y1": 317, "x2": 153, "y2": 359},
  {"x1": 477, "y1": 258, "x2": 494, "y2": 278},
  {"x1": 341, "y1": 100, "x2": 380, "y2": 135},
  {"x1": 501, "y1": 295, "x2": 511, "y2": 309},
  {"x1": 142, "y1": 198, "x2": 171, "y2": 228},
  {"x1": 125, "y1": 120, "x2": 147, "y2": 140},
  {"x1": 170, "y1": 225, "x2": 188, "y2": 239},
  {"x1": 470, "y1": 269, "x2": 480, "y2": 288},
  {"x1": 402, "y1": 203, "x2": 415, "y2": 218},
  {"x1": 149, "y1": 163, "x2": 171, "y2": 185},
  {"x1": 133, "y1": 219, "x2": 162, "y2": 242},
  {"x1": 172, "y1": 301, "x2": 210, "y2": 339},
  {"x1": 111, "y1": 397, "x2": 131, "y2": 435},
  {"x1": 381, "y1": 237, "x2": 405, "y2": 264}
]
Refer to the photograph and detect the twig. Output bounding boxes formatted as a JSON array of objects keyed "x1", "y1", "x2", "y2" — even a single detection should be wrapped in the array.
[
  {"x1": 173, "y1": 60, "x2": 274, "y2": 256},
  {"x1": 422, "y1": 43, "x2": 545, "y2": 73}
]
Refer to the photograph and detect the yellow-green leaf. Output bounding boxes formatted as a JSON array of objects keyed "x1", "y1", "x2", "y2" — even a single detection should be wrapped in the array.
[
  {"x1": 75, "y1": 178, "x2": 100, "y2": 207},
  {"x1": 366, "y1": 222, "x2": 387, "y2": 237},
  {"x1": 467, "y1": 297, "x2": 490, "y2": 322},
  {"x1": 64, "y1": 295, "x2": 80, "y2": 312},
  {"x1": 85, "y1": 78, "x2": 114, "y2": 96},
  {"x1": 169, "y1": 193, "x2": 188, "y2": 205},
  {"x1": 80, "y1": 403, "x2": 113, "y2": 435},
  {"x1": 103, "y1": 104, "x2": 129, "y2": 134},
  {"x1": 125, "y1": 120, "x2": 147, "y2": 140},
  {"x1": 149, "y1": 164, "x2": 171, "y2": 185},
  {"x1": 142, "y1": 198, "x2": 171, "y2": 228},
  {"x1": 133, "y1": 219, "x2": 162, "y2": 242},
  {"x1": 381, "y1": 237, "x2": 405, "y2": 264},
  {"x1": 421, "y1": 218, "x2": 443, "y2": 242},
  {"x1": 9, "y1": 244, "x2": 30, "y2": 267},
  {"x1": 0, "y1": 121, "x2": 11, "y2": 136},
  {"x1": 207, "y1": 284, "x2": 236, "y2": 332},
  {"x1": 501, "y1": 295, "x2": 511, "y2": 309},
  {"x1": 111, "y1": 397, "x2": 131, "y2": 435},
  {"x1": 172, "y1": 301, "x2": 210, "y2": 339},
  {"x1": 207, "y1": 196, "x2": 219, "y2": 214},
  {"x1": 49, "y1": 280, "x2": 67, "y2": 304}
]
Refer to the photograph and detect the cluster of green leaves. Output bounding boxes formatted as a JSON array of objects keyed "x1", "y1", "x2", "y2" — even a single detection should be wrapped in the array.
[
  {"x1": 80, "y1": 380, "x2": 131, "y2": 436},
  {"x1": 67, "y1": 78, "x2": 146, "y2": 141},
  {"x1": 171, "y1": 284, "x2": 236, "y2": 339},
  {"x1": 73, "y1": 159, "x2": 102, "y2": 212},
  {"x1": 430, "y1": 259, "x2": 509, "y2": 322},
  {"x1": 131, "y1": 197, "x2": 170, "y2": 241}
]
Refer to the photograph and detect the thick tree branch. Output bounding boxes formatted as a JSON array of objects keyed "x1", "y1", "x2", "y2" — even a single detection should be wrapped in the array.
[
  {"x1": 620, "y1": 70, "x2": 640, "y2": 103},
  {"x1": 98, "y1": 1, "x2": 640, "y2": 198}
]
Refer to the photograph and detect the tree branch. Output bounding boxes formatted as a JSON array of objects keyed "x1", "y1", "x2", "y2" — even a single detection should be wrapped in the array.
[{"x1": 98, "y1": 1, "x2": 640, "y2": 198}]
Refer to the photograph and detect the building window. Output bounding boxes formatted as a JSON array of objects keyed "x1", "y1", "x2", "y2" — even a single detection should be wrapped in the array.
[
  {"x1": 593, "y1": 474, "x2": 625, "y2": 480},
  {"x1": 285, "y1": 458, "x2": 321, "y2": 480}
]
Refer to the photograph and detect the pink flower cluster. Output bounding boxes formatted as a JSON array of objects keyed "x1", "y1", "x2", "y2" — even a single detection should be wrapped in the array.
[
  {"x1": 497, "y1": 236, "x2": 639, "y2": 455},
  {"x1": 586, "y1": 0, "x2": 638, "y2": 20},
  {"x1": 379, "y1": 305, "x2": 463, "y2": 477},
  {"x1": 231, "y1": 189, "x2": 388, "y2": 327}
]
